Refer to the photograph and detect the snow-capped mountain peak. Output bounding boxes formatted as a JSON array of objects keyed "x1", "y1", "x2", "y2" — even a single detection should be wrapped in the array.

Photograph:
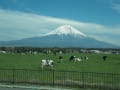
[{"x1": 44, "y1": 25, "x2": 87, "y2": 37}]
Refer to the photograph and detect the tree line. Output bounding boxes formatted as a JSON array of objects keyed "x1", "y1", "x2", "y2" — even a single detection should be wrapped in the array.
[{"x1": 0, "y1": 46, "x2": 119, "y2": 54}]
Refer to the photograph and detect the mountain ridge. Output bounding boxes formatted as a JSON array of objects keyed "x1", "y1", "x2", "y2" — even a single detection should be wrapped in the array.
[{"x1": 0, "y1": 25, "x2": 119, "y2": 48}]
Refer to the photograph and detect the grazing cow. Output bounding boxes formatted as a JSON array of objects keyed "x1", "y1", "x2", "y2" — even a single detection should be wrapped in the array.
[
  {"x1": 58, "y1": 56, "x2": 63, "y2": 63},
  {"x1": 69, "y1": 55, "x2": 76, "y2": 61},
  {"x1": 74, "y1": 58, "x2": 82, "y2": 62},
  {"x1": 102, "y1": 56, "x2": 107, "y2": 61},
  {"x1": 84, "y1": 56, "x2": 88, "y2": 60},
  {"x1": 69, "y1": 56, "x2": 82, "y2": 62},
  {"x1": 41, "y1": 59, "x2": 54, "y2": 70}
]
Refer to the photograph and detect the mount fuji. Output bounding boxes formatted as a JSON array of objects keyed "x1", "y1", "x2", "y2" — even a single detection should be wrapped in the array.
[{"x1": 0, "y1": 25, "x2": 119, "y2": 48}]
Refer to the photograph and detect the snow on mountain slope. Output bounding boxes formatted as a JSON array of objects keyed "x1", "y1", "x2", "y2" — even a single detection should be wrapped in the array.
[{"x1": 44, "y1": 25, "x2": 87, "y2": 37}]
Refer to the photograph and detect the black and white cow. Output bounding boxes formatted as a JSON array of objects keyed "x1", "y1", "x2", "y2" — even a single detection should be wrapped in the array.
[
  {"x1": 69, "y1": 56, "x2": 82, "y2": 62},
  {"x1": 58, "y1": 56, "x2": 63, "y2": 63},
  {"x1": 69, "y1": 55, "x2": 76, "y2": 61},
  {"x1": 84, "y1": 56, "x2": 88, "y2": 60},
  {"x1": 41, "y1": 59, "x2": 54, "y2": 70}
]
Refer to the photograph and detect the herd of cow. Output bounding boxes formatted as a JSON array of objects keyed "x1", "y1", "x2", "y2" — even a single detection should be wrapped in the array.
[
  {"x1": 41, "y1": 55, "x2": 88, "y2": 70},
  {"x1": 41, "y1": 55, "x2": 108, "y2": 70}
]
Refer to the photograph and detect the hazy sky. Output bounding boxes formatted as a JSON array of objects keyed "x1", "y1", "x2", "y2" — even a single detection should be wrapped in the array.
[{"x1": 0, "y1": 0, "x2": 120, "y2": 46}]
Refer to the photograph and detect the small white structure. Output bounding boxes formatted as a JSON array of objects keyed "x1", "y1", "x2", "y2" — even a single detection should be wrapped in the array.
[
  {"x1": 0, "y1": 51, "x2": 6, "y2": 54},
  {"x1": 90, "y1": 50, "x2": 102, "y2": 54}
]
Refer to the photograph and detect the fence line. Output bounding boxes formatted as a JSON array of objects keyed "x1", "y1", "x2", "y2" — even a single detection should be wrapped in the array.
[{"x1": 0, "y1": 68, "x2": 120, "y2": 90}]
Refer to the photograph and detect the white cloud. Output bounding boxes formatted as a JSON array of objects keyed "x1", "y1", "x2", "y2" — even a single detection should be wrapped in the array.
[
  {"x1": 0, "y1": 9, "x2": 120, "y2": 46},
  {"x1": 111, "y1": 0, "x2": 120, "y2": 13},
  {"x1": 112, "y1": 4, "x2": 120, "y2": 13}
]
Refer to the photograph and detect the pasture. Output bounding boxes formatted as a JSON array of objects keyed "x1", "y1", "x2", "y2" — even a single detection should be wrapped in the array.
[
  {"x1": 0, "y1": 52, "x2": 120, "y2": 90},
  {"x1": 0, "y1": 53, "x2": 120, "y2": 73}
]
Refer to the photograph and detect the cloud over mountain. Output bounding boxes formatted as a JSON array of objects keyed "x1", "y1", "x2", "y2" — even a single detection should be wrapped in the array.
[
  {"x1": 0, "y1": 25, "x2": 119, "y2": 48},
  {"x1": 0, "y1": 9, "x2": 120, "y2": 46}
]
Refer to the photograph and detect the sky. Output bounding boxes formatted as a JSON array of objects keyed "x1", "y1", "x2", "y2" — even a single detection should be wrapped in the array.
[{"x1": 0, "y1": 0, "x2": 120, "y2": 46}]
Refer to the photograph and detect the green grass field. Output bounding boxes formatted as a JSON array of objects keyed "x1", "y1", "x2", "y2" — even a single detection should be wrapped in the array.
[
  {"x1": 0, "y1": 53, "x2": 120, "y2": 73},
  {"x1": 0, "y1": 53, "x2": 120, "y2": 89}
]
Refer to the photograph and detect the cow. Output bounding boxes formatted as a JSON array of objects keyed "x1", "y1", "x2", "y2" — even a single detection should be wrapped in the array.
[
  {"x1": 102, "y1": 56, "x2": 107, "y2": 61},
  {"x1": 41, "y1": 59, "x2": 54, "y2": 70},
  {"x1": 74, "y1": 57, "x2": 82, "y2": 62},
  {"x1": 84, "y1": 56, "x2": 88, "y2": 60},
  {"x1": 58, "y1": 56, "x2": 63, "y2": 63},
  {"x1": 69, "y1": 55, "x2": 76, "y2": 61},
  {"x1": 69, "y1": 56, "x2": 82, "y2": 62}
]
